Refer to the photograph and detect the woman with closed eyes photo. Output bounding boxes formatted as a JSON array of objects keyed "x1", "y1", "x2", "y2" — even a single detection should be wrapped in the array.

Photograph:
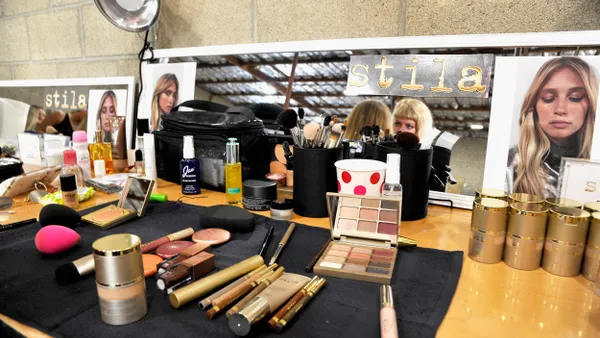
[{"x1": 506, "y1": 57, "x2": 598, "y2": 198}]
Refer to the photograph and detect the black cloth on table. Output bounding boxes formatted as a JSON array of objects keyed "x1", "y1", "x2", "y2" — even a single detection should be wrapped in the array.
[{"x1": 0, "y1": 201, "x2": 463, "y2": 338}]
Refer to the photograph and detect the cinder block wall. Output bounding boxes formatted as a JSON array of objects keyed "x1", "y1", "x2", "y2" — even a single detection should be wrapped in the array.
[{"x1": 1, "y1": 0, "x2": 599, "y2": 82}]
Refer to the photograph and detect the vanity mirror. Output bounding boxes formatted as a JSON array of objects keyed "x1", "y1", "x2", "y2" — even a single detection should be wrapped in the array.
[{"x1": 144, "y1": 31, "x2": 600, "y2": 208}]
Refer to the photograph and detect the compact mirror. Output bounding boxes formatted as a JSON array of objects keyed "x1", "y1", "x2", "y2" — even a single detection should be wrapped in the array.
[{"x1": 120, "y1": 177, "x2": 154, "y2": 216}]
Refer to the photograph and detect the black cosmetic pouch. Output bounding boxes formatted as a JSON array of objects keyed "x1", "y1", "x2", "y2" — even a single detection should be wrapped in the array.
[{"x1": 153, "y1": 100, "x2": 265, "y2": 192}]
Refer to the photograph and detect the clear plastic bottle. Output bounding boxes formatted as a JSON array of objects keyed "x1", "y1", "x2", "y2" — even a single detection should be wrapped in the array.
[
  {"x1": 224, "y1": 138, "x2": 242, "y2": 204},
  {"x1": 72, "y1": 131, "x2": 92, "y2": 181},
  {"x1": 382, "y1": 153, "x2": 403, "y2": 219},
  {"x1": 61, "y1": 149, "x2": 85, "y2": 189}
]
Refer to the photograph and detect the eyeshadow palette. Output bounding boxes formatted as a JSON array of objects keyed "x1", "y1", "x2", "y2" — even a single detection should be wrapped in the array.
[{"x1": 314, "y1": 192, "x2": 400, "y2": 283}]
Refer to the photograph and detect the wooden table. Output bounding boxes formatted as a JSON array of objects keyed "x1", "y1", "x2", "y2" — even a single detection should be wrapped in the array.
[{"x1": 1, "y1": 179, "x2": 599, "y2": 337}]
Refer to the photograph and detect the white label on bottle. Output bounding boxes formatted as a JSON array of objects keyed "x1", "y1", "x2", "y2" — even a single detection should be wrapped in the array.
[{"x1": 76, "y1": 151, "x2": 92, "y2": 181}]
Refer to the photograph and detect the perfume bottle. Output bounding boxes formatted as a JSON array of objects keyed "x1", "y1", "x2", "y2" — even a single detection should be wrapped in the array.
[
  {"x1": 225, "y1": 138, "x2": 242, "y2": 204},
  {"x1": 88, "y1": 130, "x2": 114, "y2": 176},
  {"x1": 180, "y1": 135, "x2": 201, "y2": 195},
  {"x1": 382, "y1": 153, "x2": 402, "y2": 219}
]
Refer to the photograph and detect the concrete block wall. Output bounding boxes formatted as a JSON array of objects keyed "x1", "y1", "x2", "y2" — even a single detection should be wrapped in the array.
[{"x1": 1, "y1": 0, "x2": 599, "y2": 81}]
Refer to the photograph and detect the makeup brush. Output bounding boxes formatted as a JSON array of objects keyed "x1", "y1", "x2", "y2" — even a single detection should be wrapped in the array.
[
  {"x1": 316, "y1": 115, "x2": 332, "y2": 148},
  {"x1": 298, "y1": 108, "x2": 305, "y2": 128},
  {"x1": 324, "y1": 123, "x2": 343, "y2": 149},
  {"x1": 372, "y1": 125, "x2": 381, "y2": 143},
  {"x1": 360, "y1": 126, "x2": 372, "y2": 142},
  {"x1": 303, "y1": 122, "x2": 321, "y2": 148},
  {"x1": 396, "y1": 132, "x2": 420, "y2": 151},
  {"x1": 335, "y1": 125, "x2": 347, "y2": 148},
  {"x1": 277, "y1": 109, "x2": 301, "y2": 145}
]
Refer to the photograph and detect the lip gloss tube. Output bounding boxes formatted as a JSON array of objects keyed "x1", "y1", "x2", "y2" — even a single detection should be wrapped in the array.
[{"x1": 380, "y1": 285, "x2": 398, "y2": 338}]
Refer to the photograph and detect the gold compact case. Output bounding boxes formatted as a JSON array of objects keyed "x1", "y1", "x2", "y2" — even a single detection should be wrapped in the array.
[
  {"x1": 545, "y1": 197, "x2": 582, "y2": 209},
  {"x1": 582, "y1": 212, "x2": 600, "y2": 281},
  {"x1": 504, "y1": 202, "x2": 548, "y2": 271},
  {"x1": 475, "y1": 188, "x2": 508, "y2": 201},
  {"x1": 313, "y1": 193, "x2": 400, "y2": 284},
  {"x1": 469, "y1": 198, "x2": 508, "y2": 264},
  {"x1": 509, "y1": 193, "x2": 544, "y2": 205},
  {"x1": 83, "y1": 177, "x2": 155, "y2": 230},
  {"x1": 542, "y1": 206, "x2": 590, "y2": 277}
]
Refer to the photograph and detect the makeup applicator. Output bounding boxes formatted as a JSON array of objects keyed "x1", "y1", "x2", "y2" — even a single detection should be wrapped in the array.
[
  {"x1": 395, "y1": 132, "x2": 420, "y2": 151},
  {"x1": 324, "y1": 123, "x2": 343, "y2": 149},
  {"x1": 303, "y1": 122, "x2": 321, "y2": 148},
  {"x1": 298, "y1": 108, "x2": 305, "y2": 128},
  {"x1": 276, "y1": 109, "x2": 301, "y2": 146},
  {"x1": 315, "y1": 115, "x2": 332, "y2": 148}
]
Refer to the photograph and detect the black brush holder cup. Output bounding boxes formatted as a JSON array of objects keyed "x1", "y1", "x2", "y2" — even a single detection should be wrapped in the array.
[
  {"x1": 293, "y1": 145, "x2": 342, "y2": 217},
  {"x1": 376, "y1": 142, "x2": 433, "y2": 221}
]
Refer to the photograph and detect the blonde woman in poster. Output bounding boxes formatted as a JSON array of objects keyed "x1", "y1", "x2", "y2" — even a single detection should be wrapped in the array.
[
  {"x1": 94, "y1": 90, "x2": 117, "y2": 142},
  {"x1": 150, "y1": 73, "x2": 179, "y2": 131},
  {"x1": 507, "y1": 57, "x2": 598, "y2": 198}
]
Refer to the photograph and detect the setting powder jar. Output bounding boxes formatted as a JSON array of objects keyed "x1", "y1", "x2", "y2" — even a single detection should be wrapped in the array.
[{"x1": 93, "y1": 234, "x2": 147, "y2": 325}]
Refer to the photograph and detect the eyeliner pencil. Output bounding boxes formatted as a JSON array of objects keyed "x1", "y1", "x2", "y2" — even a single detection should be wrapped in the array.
[
  {"x1": 0, "y1": 218, "x2": 37, "y2": 232},
  {"x1": 269, "y1": 223, "x2": 296, "y2": 265},
  {"x1": 305, "y1": 239, "x2": 331, "y2": 272},
  {"x1": 259, "y1": 226, "x2": 275, "y2": 257}
]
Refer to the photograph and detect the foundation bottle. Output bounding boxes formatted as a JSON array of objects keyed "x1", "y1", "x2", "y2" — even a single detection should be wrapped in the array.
[
  {"x1": 89, "y1": 130, "x2": 114, "y2": 175},
  {"x1": 93, "y1": 234, "x2": 147, "y2": 325}
]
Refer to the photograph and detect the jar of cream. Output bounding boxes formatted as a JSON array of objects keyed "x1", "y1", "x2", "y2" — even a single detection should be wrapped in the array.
[
  {"x1": 582, "y1": 212, "x2": 600, "y2": 281},
  {"x1": 270, "y1": 199, "x2": 294, "y2": 220},
  {"x1": 93, "y1": 233, "x2": 147, "y2": 325},
  {"x1": 504, "y1": 202, "x2": 548, "y2": 271},
  {"x1": 468, "y1": 198, "x2": 509, "y2": 264},
  {"x1": 242, "y1": 179, "x2": 277, "y2": 211}
]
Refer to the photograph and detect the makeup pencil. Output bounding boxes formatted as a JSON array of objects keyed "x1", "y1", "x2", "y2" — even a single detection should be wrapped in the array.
[
  {"x1": 268, "y1": 276, "x2": 319, "y2": 328},
  {"x1": 269, "y1": 223, "x2": 296, "y2": 265},
  {"x1": 305, "y1": 239, "x2": 331, "y2": 272},
  {"x1": 0, "y1": 218, "x2": 37, "y2": 232},
  {"x1": 198, "y1": 265, "x2": 267, "y2": 310},
  {"x1": 259, "y1": 225, "x2": 274, "y2": 257},
  {"x1": 271, "y1": 277, "x2": 326, "y2": 332},
  {"x1": 226, "y1": 266, "x2": 285, "y2": 318},
  {"x1": 206, "y1": 264, "x2": 277, "y2": 319}
]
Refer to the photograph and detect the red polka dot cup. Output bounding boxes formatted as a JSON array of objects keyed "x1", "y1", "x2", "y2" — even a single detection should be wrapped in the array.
[{"x1": 334, "y1": 159, "x2": 387, "y2": 196}]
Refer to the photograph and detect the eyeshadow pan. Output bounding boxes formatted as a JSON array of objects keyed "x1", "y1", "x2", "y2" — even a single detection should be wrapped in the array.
[
  {"x1": 351, "y1": 247, "x2": 373, "y2": 255},
  {"x1": 379, "y1": 210, "x2": 397, "y2": 222},
  {"x1": 338, "y1": 218, "x2": 357, "y2": 231},
  {"x1": 323, "y1": 255, "x2": 346, "y2": 264},
  {"x1": 381, "y1": 200, "x2": 398, "y2": 210},
  {"x1": 371, "y1": 255, "x2": 393, "y2": 263},
  {"x1": 349, "y1": 252, "x2": 371, "y2": 260},
  {"x1": 340, "y1": 206, "x2": 359, "y2": 218},
  {"x1": 369, "y1": 261, "x2": 391, "y2": 269},
  {"x1": 331, "y1": 244, "x2": 351, "y2": 252},
  {"x1": 373, "y1": 249, "x2": 394, "y2": 257},
  {"x1": 346, "y1": 258, "x2": 369, "y2": 266},
  {"x1": 362, "y1": 199, "x2": 380, "y2": 208},
  {"x1": 328, "y1": 250, "x2": 349, "y2": 258},
  {"x1": 320, "y1": 261, "x2": 343, "y2": 269},
  {"x1": 343, "y1": 264, "x2": 366, "y2": 272},
  {"x1": 367, "y1": 267, "x2": 389, "y2": 275},
  {"x1": 358, "y1": 220, "x2": 377, "y2": 232},
  {"x1": 342, "y1": 197, "x2": 361, "y2": 206},
  {"x1": 378, "y1": 222, "x2": 397, "y2": 235},
  {"x1": 359, "y1": 209, "x2": 379, "y2": 220}
]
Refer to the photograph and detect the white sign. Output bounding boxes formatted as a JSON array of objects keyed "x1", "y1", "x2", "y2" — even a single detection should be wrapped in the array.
[
  {"x1": 17, "y1": 133, "x2": 43, "y2": 166},
  {"x1": 558, "y1": 158, "x2": 600, "y2": 204}
]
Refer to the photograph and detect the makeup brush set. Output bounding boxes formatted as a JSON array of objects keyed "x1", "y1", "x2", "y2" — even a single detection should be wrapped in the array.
[{"x1": 276, "y1": 108, "x2": 345, "y2": 149}]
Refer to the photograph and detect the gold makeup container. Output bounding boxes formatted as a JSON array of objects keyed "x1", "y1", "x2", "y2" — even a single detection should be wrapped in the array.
[
  {"x1": 582, "y1": 212, "x2": 600, "y2": 281},
  {"x1": 542, "y1": 207, "x2": 591, "y2": 277},
  {"x1": 584, "y1": 202, "x2": 600, "y2": 213},
  {"x1": 468, "y1": 198, "x2": 508, "y2": 264},
  {"x1": 508, "y1": 193, "x2": 544, "y2": 205},
  {"x1": 475, "y1": 188, "x2": 508, "y2": 201},
  {"x1": 93, "y1": 234, "x2": 147, "y2": 325},
  {"x1": 503, "y1": 202, "x2": 548, "y2": 271},
  {"x1": 545, "y1": 197, "x2": 582, "y2": 209}
]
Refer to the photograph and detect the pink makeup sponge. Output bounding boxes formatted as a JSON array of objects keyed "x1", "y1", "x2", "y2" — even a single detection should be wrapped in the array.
[{"x1": 35, "y1": 225, "x2": 80, "y2": 255}]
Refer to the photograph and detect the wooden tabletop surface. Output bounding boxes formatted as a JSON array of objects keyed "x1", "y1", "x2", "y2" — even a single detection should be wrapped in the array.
[{"x1": 1, "y1": 179, "x2": 599, "y2": 337}]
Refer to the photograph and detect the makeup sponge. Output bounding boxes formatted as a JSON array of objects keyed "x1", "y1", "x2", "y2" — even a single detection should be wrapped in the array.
[
  {"x1": 39, "y1": 204, "x2": 81, "y2": 228},
  {"x1": 35, "y1": 225, "x2": 80, "y2": 255},
  {"x1": 199, "y1": 205, "x2": 255, "y2": 233}
]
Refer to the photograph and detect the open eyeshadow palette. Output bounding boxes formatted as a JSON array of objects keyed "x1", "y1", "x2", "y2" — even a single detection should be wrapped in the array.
[{"x1": 314, "y1": 192, "x2": 400, "y2": 284}]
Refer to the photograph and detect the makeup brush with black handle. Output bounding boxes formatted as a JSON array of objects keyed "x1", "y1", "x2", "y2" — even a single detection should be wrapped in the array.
[
  {"x1": 395, "y1": 132, "x2": 420, "y2": 151},
  {"x1": 276, "y1": 109, "x2": 301, "y2": 146}
]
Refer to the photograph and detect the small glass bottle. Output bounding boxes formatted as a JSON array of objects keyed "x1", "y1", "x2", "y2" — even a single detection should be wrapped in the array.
[
  {"x1": 180, "y1": 135, "x2": 201, "y2": 195},
  {"x1": 382, "y1": 153, "x2": 403, "y2": 218},
  {"x1": 88, "y1": 130, "x2": 114, "y2": 176},
  {"x1": 225, "y1": 138, "x2": 242, "y2": 204},
  {"x1": 72, "y1": 131, "x2": 92, "y2": 181},
  {"x1": 135, "y1": 149, "x2": 144, "y2": 175},
  {"x1": 61, "y1": 149, "x2": 83, "y2": 209}
]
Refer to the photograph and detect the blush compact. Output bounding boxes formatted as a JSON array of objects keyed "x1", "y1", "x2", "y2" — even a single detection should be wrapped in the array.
[{"x1": 82, "y1": 177, "x2": 155, "y2": 230}]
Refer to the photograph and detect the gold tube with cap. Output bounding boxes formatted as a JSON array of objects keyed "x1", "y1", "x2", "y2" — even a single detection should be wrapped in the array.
[
  {"x1": 504, "y1": 202, "x2": 548, "y2": 271},
  {"x1": 583, "y1": 212, "x2": 600, "y2": 281},
  {"x1": 585, "y1": 202, "x2": 600, "y2": 213},
  {"x1": 469, "y1": 198, "x2": 508, "y2": 264},
  {"x1": 545, "y1": 197, "x2": 582, "y2": 209},
  {"x1": 93, "y1": 234, "x2": 147, "y2": 325},
  {"x1": 475, "y1": 188, "x2": 508, "y2": 201},
  {"x1": 509, "y1": 193, "x2": 544, "y2": 205},
  {"x1": 542, "y1": 207, "x2": 591, "y2": 277},
  {"x1": 170, "y1": 255, "x2": 264, "y2": 308}
]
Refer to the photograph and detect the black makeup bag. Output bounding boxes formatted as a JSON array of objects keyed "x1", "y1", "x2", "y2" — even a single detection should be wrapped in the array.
[{"x1": 153, "y1": 100, "x2": 266, "y2": 192}]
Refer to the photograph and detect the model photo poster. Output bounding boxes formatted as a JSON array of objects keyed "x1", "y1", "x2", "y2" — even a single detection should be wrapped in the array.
[
  {"x1": 140, "y1": 62, "x2": 196, "y2": 131},
  {"x1": 483, "y1": 56, "x2": 600, "y2": 199},
  {"x1": 86, "y1": 89, "x2": 128, "y2": 143}
]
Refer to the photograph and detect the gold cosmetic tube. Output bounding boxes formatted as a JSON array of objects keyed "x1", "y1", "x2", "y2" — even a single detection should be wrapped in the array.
[
  {"x1": 542, "y1": 207, "x2": 591, "y2": 277},
  {"x1": 545, "y1": 197, "x2": 582, "y2": 209},
  {"x1": 582, "y1": 212, "x2": 600, "y2": 281},
  {"x1": 475, "y1": 188, "x2": 508, "y2": 201},
  {"x1": 468, "y1": 229, "x2": 505, "y2": 264},
  {"x1": 93, "y1": 234, "x2": 147, "y2": 325},
  {"x1": 509, "y1": 193, "x2": 544, "y2": 205},
  {"x1": 170, "y1": 255, "x2": 264, "y2": 308},
  {"x1": 503, "y1": 203, "x2": 548, "y2": 271},
  {"x1": 584, "y1": 202, "x2": 600, "y2": 213},
  {"x1": 469, "y1": 198, "x2": 508, "y2": 264}
]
